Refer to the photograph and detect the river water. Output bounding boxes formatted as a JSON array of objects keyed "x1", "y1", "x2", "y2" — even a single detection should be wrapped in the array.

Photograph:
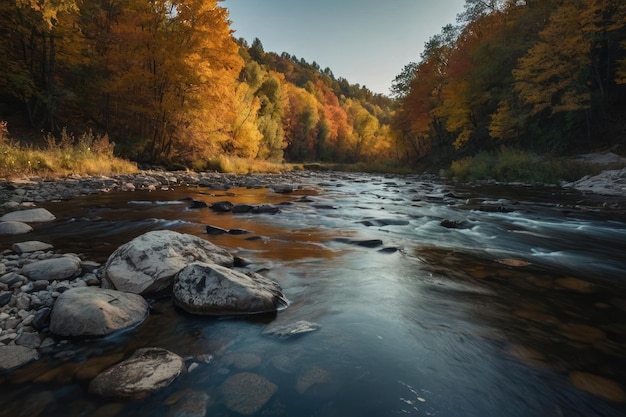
[{"x1": 2, "y1": 172, "x2": 626, "y2": 417}]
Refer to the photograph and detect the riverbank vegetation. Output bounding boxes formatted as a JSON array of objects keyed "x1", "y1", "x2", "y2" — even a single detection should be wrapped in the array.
[
  {"x1": 0, "y1": 126, "x2": 137, "y2": 178},
  {"x1": 1, "y1": 0, "x2": 625, "y2": 182},
  {"x1": 394, "y1": 0, "x2": 626, "y2": 176}
]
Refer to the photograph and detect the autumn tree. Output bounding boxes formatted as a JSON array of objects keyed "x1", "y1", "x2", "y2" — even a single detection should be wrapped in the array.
[
  {"x1": 93, "y1": 0, "x2": 243, "y2": 162},
  {"x1": 511, "y1": 0, "x2": 626, "y2": 149},
  {"x1": 0, "y1": 0, "x2": 82, "y2": 131}
]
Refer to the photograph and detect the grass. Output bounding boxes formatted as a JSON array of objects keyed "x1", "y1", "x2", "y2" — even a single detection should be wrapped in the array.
[
  {"x1": 447, "y1": 147, "x2": 611, "y2": 184},
  {"x1": 191, "y1": 155, "x2": 300, "y2": 174},
  {"x1": 303, "y1": 161, "x2": 414, "y2": 174},
  {"x1": 0, "y1": 125, "x2": 138, "y2": 179}
]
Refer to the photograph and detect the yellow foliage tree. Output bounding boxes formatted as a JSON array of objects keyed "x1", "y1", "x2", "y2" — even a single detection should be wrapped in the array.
[{"x1": 102, "y1": 0, "x2": 243, "y2": 162}]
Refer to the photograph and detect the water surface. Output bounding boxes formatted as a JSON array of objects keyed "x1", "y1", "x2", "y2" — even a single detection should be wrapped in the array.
[{"x1": 2, "y1": 172, "x2": 626, "y2": 417}]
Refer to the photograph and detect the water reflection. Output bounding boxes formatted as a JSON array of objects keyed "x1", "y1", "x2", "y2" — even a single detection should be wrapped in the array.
[{"x1": 1, "y1": 174, "x2": 626, "y2": 416}]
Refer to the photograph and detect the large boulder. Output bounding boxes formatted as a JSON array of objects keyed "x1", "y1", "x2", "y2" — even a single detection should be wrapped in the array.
[
  {"x1": 21, "y1": 255, "x2": 82, "y2": 281},
  {"x1": 0, "y1": 221, "x2": 33, "y2": 235},
  {"x1": 101, "y1": 230, "x2": 234, "y2": 295},
  {"x1": 50, "y1": 287, "x2": 149, "y2": 337},
  {"x1": 173, "y1": 262, "x2": 288, "y2": 316},
  {"x1": 89, "y1": 348, "x2": 186, "y2": 400},
  {"x1": 0, "y1": 208, "x2": 56, "y2": 223}
]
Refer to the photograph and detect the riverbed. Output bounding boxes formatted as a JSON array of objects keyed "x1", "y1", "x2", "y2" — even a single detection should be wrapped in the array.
[{"x1": 1, "y1": 171, "x2": 626, "y2": 417}]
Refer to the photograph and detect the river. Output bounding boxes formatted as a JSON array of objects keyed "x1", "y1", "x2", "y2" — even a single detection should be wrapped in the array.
[{"x1": 1, "y1": 171, "x2": 626, "y2": 417}]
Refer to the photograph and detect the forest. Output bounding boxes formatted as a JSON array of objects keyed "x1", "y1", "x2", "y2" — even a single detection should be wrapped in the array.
[{"x1": 1, "y1": 0, "x2": 625, "y2": 173}]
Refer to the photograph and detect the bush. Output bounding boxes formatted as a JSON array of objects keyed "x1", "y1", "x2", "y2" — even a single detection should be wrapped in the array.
[{"x1": 447, "y1": 147, "x2": 607, "y2": 184}]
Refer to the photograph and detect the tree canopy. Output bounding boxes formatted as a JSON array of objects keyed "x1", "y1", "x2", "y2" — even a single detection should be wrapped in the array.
[{"x1": 393, "y1": 0, "x2": 626, "y2": 167}]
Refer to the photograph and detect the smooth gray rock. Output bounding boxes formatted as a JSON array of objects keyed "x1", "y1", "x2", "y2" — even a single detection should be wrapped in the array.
[
  {"x1": 21, "y1": 256, "x2": 82, "y2": 281},
  {"x1": 49, "y1": 287, "x2": 149, "y2": 337},
  {"x1": 0, "y1": 208, "x2": 56, "y2": 223},
  {"x1": 102, "y1": 230, "x2": 234, "y2": 295},
  {"x1": 12, "y1": 241, "x2": 54, "y2": 255},
  {"x1": 89, "y1": 348, "x2": 186, "y2": 400},
  {"x1": 0, "y1": 345, "x2": 39, "y2": 372},
  {"x1": 173, "y1": 262, "x2": 288, "y2": 316},
  {"x1": 0, "y1": 221, "x2": 33, "y2": 235}
]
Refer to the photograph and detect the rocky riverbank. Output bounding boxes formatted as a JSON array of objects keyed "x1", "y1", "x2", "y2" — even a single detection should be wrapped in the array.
[
  {"x1": 0, "y1": 174, "x2": 317, "y2": 411},
  {"x1": 0, "y1": 169, "x2": 316, "y2": 207}
]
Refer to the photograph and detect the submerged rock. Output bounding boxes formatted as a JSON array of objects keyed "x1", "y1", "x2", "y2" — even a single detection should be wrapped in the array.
[
  {"x1": 50, "y1": 287, "x2": 149, "y2": 337},
  {"x1": 89, "y1": 348, "x2": 186, "y2": 400},
  {"x1": 173, "y1": 262, "x2": 288, "y2": 316},
  {"x1": 569, "y1": 371, "x2": 626, "y2": 403},
  {"x1": 296, "y1": 365, "x2": 331, "y2": 394},
  {"x1": 101, "y1": 230, "x2": 234, "y2": 295},
  {"x1": 263, "y1": 320, "x2": 320, "y2": 339},
  {"x1": 219, "y1": 372, "x2": 277, "y2": 415}
]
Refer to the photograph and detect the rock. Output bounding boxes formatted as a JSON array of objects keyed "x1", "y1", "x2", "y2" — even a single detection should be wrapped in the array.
[
  {"x1": 219, "y1": 372, "x2": 277, "y2": 415},
  {"x1": 89, "y1": 348, "x2": 186, "y2": 400},
  {"x1": 271, "y1": 184, "x2": 293, "y2": 193},
  {"x1": 221, "y1": 352, "x2": 261, "y2": 370},
  {"x1": 251, "y1": 205, "x2": 280, "y2": 214},
  {"x1": 101, "y1": 230, "x2": 234, "y2": 295},
  {"x1": 359, "y1": 218, "x2": 410, "y2": 227},
  {"x1": 0, "y1": 221, "x2": 33, "y2": 235},
  {"x1": 228, "y1": 228, "x2": 249, "y2": 235},
  {"x1": 555, "y1": 277, "x2": 595, "y2": 293},
  {"x1": 210, "y1": 201, "x2": 234, "y2": 212},
  {"x1": 49, "y1": 287, "x2": 149, "y2": 337},
  {"x1": 206, "y1": 225, "x2": 229, "y2": 235},
  {"x1": 0, "y1": 208, "x2": 56, "y2": 223},
  {"x1": 15, "y1": 331, "x2": 41, "y2": 349},
  {"x1": 21, "y1": 256, "x2": 82, "y2": 281},
  {"x1": 189, "y1": 200, "x2": 208, "y2": 209},
  {"x1": 0, "y1": 292, "x2": 12, "y2": 307},
  {"x1": 11, "y1": 241, "x2": 54, "y2": 255},
  {"x1": 296, "y1": 365, "x2": 331, "y2": 394},
  {"x1": 31, "y1": 307, "x2": 51, "y2": 330},
  {"x1": 0, "y1": 345, "x2": 39, "y2": 372},
  {"x1": 173, "y1": 262, "x2": 288, "y2": 316},
  {"x1": 232, "y1": 204, "x2": 253, "y2": 213},
  {"x1": 166, "y1": 391, "x2": 212, "y2": 417},
  {"x1": 440, "y1": 219, "x2": 467, "y2": 229},
  {"x1": 569, "y1": 371, "x2": 626, "y2": 403},
  {"x1": 333, "y1": 238, "x2": 383, "y2": 248},
  {"x1": 263, "y1": 320, "x2": 320, "y2": 339}
]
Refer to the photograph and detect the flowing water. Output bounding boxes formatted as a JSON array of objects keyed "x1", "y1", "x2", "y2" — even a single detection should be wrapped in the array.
[{"x1": 2, "y1": 172, "x2": 626, "y2": 417}]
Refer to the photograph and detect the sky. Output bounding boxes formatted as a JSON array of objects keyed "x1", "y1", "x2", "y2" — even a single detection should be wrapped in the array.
[{"x1": 222, "y1": 0, "x2": 467, "y2": 96}]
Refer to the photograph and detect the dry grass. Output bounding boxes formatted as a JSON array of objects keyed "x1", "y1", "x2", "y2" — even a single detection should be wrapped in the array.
[
  {"x1": 0, "y1": 124, "x2": 137, "y2": 179},
  {"x1": 192, "y1": 155, "x2": 299, "y2": 174}
]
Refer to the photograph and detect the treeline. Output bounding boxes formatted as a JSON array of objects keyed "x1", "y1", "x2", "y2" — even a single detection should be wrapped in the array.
[
  {"x1": 393, "y1": 0, "x2": 626, "y2": 167},
  {"x1": 236, "y1": 38, "x2": 395, "y2": 164},
  {"x1": 0, "y1": 0, "x2": 395, "y2": 167}
]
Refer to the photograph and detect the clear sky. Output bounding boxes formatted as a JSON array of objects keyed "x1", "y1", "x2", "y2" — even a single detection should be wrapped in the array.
[{"x1": 222, "y1": 0, "x2": 466, "y2": 96}]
